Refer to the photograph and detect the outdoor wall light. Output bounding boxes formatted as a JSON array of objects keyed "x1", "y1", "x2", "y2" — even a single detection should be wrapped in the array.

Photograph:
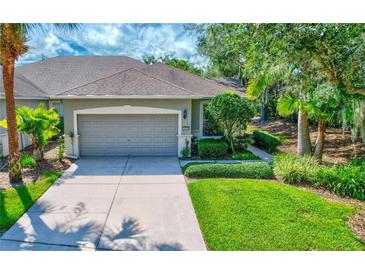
[{"x1": 183, "y1": 108, "x2": 188, "y2": 119}]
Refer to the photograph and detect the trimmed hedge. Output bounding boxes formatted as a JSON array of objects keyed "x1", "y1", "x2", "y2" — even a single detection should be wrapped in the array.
[
  {"x1": 252, "y1": 130, "x2": 282, "y2": 152},
  {"x1": 184, "y1": 162, "x2": 274, "y2": 179},
  {"x1": 197, "y1": 139, "x2": 228, "y2": 159},
  {"x1": 231, "y1": 151, "x2": 259, "y2": 160},
  {"x1": 273, "y1": 153, "x2": 365, "y2": 201}
]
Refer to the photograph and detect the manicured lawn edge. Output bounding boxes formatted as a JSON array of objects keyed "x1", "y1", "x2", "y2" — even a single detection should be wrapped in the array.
[
  {"x1": 0, "y1": 171, "x2": 62, "y2": 234},
  {"x1": 188, "y1": 178, "x2": 365, "y2": 251}
]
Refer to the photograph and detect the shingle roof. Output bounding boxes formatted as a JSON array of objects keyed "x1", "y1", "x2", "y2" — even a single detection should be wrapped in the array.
[
  {"x1": 1, "y1": 56, "x2": 244, "y2": 98},
  {"x1": 60, "y1": 68, "x2": 195, "y2": 96},
  {"x1": 0, "y1": 68, "x2": 48, "y2": 98},
  {"x1": 15, "y1": 56, "x2": 147, "y2": 95},
  {"x1": 140, "y1": 63, "x2": 236, "y2": 96}
]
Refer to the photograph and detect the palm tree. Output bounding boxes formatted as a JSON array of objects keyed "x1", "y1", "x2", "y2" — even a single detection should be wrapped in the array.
[
  {"x1": 277, "y1": 94, "x2": 313, "y2": 156},
  {"x1": 0, "y1": 23, "x2": 79, "y2": 183}
]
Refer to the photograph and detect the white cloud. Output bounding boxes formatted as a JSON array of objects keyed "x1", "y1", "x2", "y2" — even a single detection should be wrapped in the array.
[{"x1": 17, "y1": 23, "x2": 208, "y2": 68}]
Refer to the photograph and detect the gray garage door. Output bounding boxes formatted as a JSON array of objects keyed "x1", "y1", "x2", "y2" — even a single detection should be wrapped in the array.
[{"x1": 78, "y1": 114, "x2": 178, "y2": 156}]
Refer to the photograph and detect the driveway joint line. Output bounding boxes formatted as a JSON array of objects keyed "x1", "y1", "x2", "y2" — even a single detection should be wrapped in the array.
[{"x1": 95, "y1": 155, "x2": 130, "y2": 248}]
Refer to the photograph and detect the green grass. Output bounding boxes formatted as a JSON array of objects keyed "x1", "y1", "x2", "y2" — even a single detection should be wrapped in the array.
[
  {"x1": 188, "y1": 178, "x2": 365, "y2": 251},
  {"x1": 0, "y1": 171, "x2": 62, "y2": 233},
  {"x1": 231, "y1": 150, "x2": 259, "y2": 160}
]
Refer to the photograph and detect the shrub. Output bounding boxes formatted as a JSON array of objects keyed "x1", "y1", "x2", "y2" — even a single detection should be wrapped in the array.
[
  {"x1": 233, "y1": 134, "x2": 252, "y2": 152},
  {"x1": 197, "y1": 139, "x2": 228, "y2": 159},
  {"x1": 231, "y1": 151, "x2": 259, "y2": 160},
  {"x1": 184, "y1": 162, "x2": 274, "y2": 179},
  {"x1": 273, "y1": 153, "x2": 319, "y2": 184},
  {"x1": 252, "y1": 130, "x2": 282, "y2": 152},
  {"x1": 20, "y1": 154, "x2": 37, "y2": 168},
  {"x1": 180, "y1": 139, "x2": 190, "y2": 159},
  {"x1": 56, "y1": 136, "x2": 66, "y2": 161},
  {"x1": 312, "y1": 165, "x2": 365, "y2": 201}
]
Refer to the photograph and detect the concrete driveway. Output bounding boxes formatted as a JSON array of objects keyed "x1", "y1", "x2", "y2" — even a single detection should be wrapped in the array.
[{"x1": 0, "y1": 157, "x2": 206, "y2": 251}]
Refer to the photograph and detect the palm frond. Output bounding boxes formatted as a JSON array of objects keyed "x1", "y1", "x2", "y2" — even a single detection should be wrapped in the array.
[
  {"x1": 277, "y1": 95, "x2": 301, "y2": 116},
  {"x1": 246, "y1": 74, "x2": 268, "y2": 100}
]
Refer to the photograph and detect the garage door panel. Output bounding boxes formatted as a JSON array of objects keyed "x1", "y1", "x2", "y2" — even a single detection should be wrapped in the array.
[{"x1": 78, "y1": 114, "x2": 178, "y2": 156}]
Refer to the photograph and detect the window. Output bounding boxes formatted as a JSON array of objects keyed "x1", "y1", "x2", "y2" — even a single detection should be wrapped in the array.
[
  {"x1": 51, "y1": 102, "x2": 64, "y2": 118},
  {"x1": 202, "y1": 104, "x2": 223, "y2": 137}
]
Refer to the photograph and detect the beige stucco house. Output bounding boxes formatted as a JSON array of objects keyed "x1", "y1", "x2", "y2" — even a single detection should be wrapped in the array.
[{"x1": 0, "y1": 56, "x2": 243, "y2": 158}]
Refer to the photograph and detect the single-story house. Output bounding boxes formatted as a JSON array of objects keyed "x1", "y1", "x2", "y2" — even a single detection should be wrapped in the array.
[{"x1": 0, "y1": 56, "x2": 243, "y2": 158}]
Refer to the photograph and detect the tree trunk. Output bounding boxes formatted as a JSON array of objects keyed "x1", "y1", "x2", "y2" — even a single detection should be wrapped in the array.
[
  {"x1": 259, "y1": 89, "x2": 269, "y2": 124},
  {"x1": 2, "y1": 36, "x2": 23, "y2": 183},
  {"x1": 297, "y1": 110, "x2": 312, "y2": 156},
  {"x1": 313, "y1": 118, "x2": 326, "y2": 162}
]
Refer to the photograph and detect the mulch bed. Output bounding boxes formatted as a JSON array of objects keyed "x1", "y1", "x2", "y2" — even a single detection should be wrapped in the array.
[
  {"x1": 0, "y1": 140, "x2": 73, "y2": 190},
  {"x1": 251, "y1": 118, "x2": 365, "y2": 164}
]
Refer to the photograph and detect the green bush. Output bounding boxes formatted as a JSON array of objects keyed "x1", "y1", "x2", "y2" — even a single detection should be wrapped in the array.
[
  {"x1": 197, "y1": 139, "x2": 228, "y2": 159},
  {"x1": 184, "y1": 162, "x2": 274, "y2": 179},
  {"x1": 273, "y1": 153, "x2": 319, "y2": 184},
  {"x1": 252, "y1": 130, "x2": 282, "y2": 152},
  {"x1": 312, "y1": 165, "x2": 365, "y2": 201},
  {"x1": 231, "y1": 151, "x2": 259, "y2": 160},
  {"x1": 20, "y1": 154, "x2": 37, "y2": 168}
]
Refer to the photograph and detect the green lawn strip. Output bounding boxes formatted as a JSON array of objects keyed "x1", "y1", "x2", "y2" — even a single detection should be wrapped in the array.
[
  {"x1": 0, "y1": 171, "x2": 62, "y2": 233},
  {"x1": 232, "y1": 150, "x2": 259, "y2": 160},
  {"x1": 188, "y1": 178, "x2": 365, "y2": 251}
]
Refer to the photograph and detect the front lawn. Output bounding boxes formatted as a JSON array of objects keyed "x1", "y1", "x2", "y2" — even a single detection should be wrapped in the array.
[
  {"x1": 188, "y1": 178, "x2": 365, "y2": 251},
  {"x1": 0, "y1": 171, "x2": 61, "y2": 234}
]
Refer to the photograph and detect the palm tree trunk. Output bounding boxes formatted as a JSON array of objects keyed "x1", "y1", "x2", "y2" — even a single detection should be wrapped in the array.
[
  {"x1": 297, "y1": 110, "x2": 312, "y2": 156},
  {"x1": 2, "y1": 49, "x2": 23, "y2": 183},
  {"x1": 313, "y1": 118, "x2": 326, "y2": 162}
]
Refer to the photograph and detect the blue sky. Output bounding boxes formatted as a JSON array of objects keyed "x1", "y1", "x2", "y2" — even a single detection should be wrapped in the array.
[{"x1": 17, "y1": 23, "x2": 208, "y2": 68}]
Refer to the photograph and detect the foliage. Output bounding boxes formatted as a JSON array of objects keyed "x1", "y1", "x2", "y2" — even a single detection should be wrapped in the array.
[
  {"x1": 184, "y1": 162, "x2": 274, "y2": 179},
  {"x1": 143, "y1": 53, "x2": 203, "y2": 75},
  {"x1": 0, "y1": 171, "x2": 62, "y2": 232},
  {"x1": 252, "y1": 130, "x2": 282, "y2": 152},
  {"x1": 233, "y1": 134, "x2": 251, "y2": 152},
  {"x1": 56, "y1": 136, "x2": 66, "y2": 161},
  {"x1": 180, "y1": 139, "x2": 190, "y2": 159},
  {"x1": 273, "y1": 153, "x2": 319, "y2": 184},
  {"x1": 0, "y1": 103, "x2": 60, "y2": 160},
  {"x1": 197, "y1": 139, "x2": 228, "y2": 159},
  {"x1": 312, "y1": 165, "x2": 365, "y2": 201},
  {"x1": 207, "y1": 91, "x2": 254, "y2": 152},
  {"x1": 19, "y1": 154, "x2": 37, "y2": 168},
  {"x1": 231, "y1": 151, "x2": 259, "y2": 160},
  {"x1": 188, "y1": 179, "x2": 364, "y2": 250}
]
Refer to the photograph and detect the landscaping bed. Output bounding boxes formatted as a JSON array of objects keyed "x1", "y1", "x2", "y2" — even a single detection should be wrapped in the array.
[
  {"x1": 0, "y1": 141, "x2": 72, "y2": 190},
  {"x1": 188, "y1": 178, "x2": 365, "y2": 251},
  {"x1": 251, "y1": 118, "x2": 365, "y2": 164}
]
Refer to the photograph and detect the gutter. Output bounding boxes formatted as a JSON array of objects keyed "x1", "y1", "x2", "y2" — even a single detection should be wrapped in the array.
[{"x1": 49, "y1": 95, "x2": 215, "y2": 100}]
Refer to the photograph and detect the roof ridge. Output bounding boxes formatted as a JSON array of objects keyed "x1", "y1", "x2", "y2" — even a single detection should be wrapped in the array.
[
  {"x1": 132, "y1": 68, "x2": 196, "y2": 95},
  {"x1": 56, "y1": 67, "x2": 137, "y2": 95},
  {"x1": 58, "y1": 67, "x2": 196, "y2": 96},
  {"x1": 15, "y1": 72, "x2": 49, "y2": 96},
  {"x1": 152, "y1": 62, "x2": 231, "y2": 89}
]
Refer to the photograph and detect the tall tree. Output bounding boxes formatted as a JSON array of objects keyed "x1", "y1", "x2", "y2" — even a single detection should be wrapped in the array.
[{"x1": 0, "y1": 23, "x2": 79, "y2": 183}]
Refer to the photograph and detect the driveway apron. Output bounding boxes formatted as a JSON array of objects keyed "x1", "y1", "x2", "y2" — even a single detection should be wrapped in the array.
[{"x1": 0, "y1": 156, "x2": 206, "y2": 251}]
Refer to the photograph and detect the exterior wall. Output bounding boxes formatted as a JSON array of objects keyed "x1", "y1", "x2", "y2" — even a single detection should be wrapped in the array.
[
  {"x1": 62, "y1": 99, "x2": 193, "y2": 158},
  {"x1": 191, "y1": 99, "x2": 201, "y2": 137},
  {"x1": 0, "y1": 99, "x2": 48, "y2": 156}
]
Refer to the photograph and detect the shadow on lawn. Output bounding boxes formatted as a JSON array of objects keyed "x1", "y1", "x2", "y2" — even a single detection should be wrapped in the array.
[{"x1": 1, "y1": 200, "x2": 185, "y2": 251}]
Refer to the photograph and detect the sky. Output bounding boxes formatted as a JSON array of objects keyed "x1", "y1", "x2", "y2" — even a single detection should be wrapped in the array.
[{"x1": 17, "y1": 23, "x2": 208, "y2": 68}]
